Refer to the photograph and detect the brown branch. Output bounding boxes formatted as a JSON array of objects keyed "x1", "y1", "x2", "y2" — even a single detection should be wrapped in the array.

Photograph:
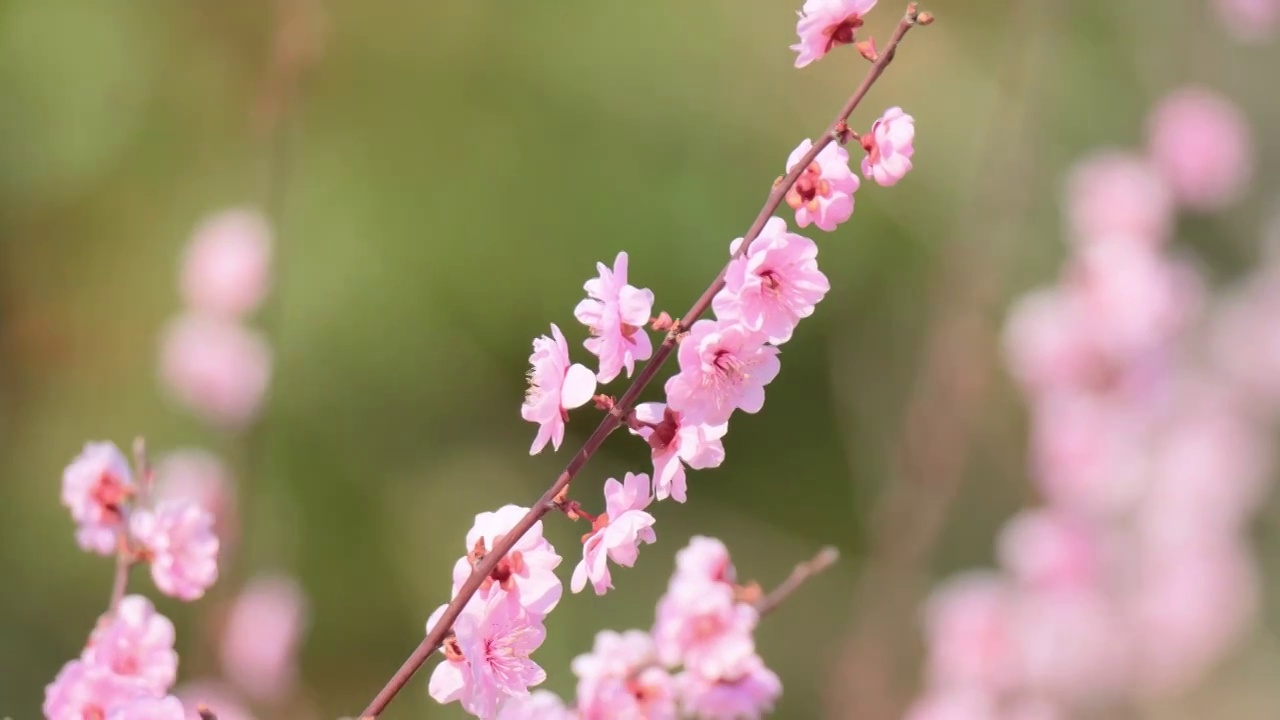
[
  {"x1": 107, "y1": 530, "x2": 134, "y2": 615},
  {"x1": 753, "y1": 546, "x2": 841, "y2": 617},
  {"x1": 356, "y1": 7, "x2": 924, "y2": 718}
]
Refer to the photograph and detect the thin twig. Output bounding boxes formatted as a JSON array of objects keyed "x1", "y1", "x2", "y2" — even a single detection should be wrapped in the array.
[
  {"x1": 753, "y1": 546, "x2": 841, "y2": 617},
  {"x1": 107, "y1": 531, "x2": 134, "y2": 615},
  {"x1": 357, "y1": 7, "x2": 923, "y2": 718}
]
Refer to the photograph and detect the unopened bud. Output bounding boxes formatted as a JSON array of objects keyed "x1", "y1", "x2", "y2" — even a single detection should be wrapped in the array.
[
  {"x1": 855, "y1": 38, "x2": 878, "y2": 62},
  {"x1": 650, "y1": 311, "x2": 674, "y2": 332},
  {"x1": 917, "y1": 10, "x2": 935, "y2": 25},
  {"x1": 592, "y1": 394, "x2": 616, "y2": 412}
]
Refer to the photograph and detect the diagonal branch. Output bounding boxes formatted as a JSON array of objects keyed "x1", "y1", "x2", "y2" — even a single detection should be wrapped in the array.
[{"x1": 357, "y1": 7, "x2": 924, "y2": 718}]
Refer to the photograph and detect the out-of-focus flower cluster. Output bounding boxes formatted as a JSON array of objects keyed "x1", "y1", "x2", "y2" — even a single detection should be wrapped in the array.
[{"x1": 907, "y1": 83, "x2": 1266, "y2": 719}]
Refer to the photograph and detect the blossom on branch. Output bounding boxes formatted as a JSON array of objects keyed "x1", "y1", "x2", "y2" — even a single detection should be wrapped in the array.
[
  {"x1": 575, "y1": 251, "x2": 655, "y2": 384},
  {"x1": 630, "y1": 403, "x2": 727, "y2": 503},
  {"x1": 784, "y1": 140, "x2": 860, "y2": 232},
  {"x1": 792, "y1": 0, "x2": 879, "y2": 68},
  {"x1": 664, "y1": 320, "x2": 782, "y2": 427},
  {"x1": 522, "y1": 324, "x2": 598, "y2": 454},
  {"x1": 713, "y1": 217, "x2": 830, "y2": 345},
  {"x1": 62, "y1": 442, "x2": 136, "y2": 556},
  {"x1": 130, "y1": 500, "x2": 220, "y2": 601},
  {"x1": 861, "y1": 107, "x2": 915, "y2": 186},
  {"x1": 571, "y1": 473, "x2": 658, "y2": 596},
  {"x1": 451, "y1": 505, "x2": 563, "y2": 617}
]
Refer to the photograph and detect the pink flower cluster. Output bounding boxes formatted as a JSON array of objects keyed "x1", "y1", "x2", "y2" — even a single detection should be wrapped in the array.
[
  {"x1": 907, "y1": 88, "x2": 1270, "y2": 718},
  {"x1": 160, "y1": 209, "x2": 274, "y2": 428},
  {"x1": 490, "y1": 537, "x2": 782, "y2": 720},
  {"x1": 62, "y1": 442, "x2": 219, "y2": 600},
  {"x1": 44, "y1": 595, "x2": 186, "y2": 720}
]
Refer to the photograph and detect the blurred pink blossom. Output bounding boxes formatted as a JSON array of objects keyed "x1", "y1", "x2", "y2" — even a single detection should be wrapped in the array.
[
  {"x1": 996, "y1": 510, "x2": 1104, "y2": 593},
  {"x1": 1147, "y1": 87, "x2": 1253, "y2": 211},
  {"x1": 672, "y1": 535, "x2": 737, "y2": 585},
  {"x1": 791, "y1": 0, "x2": 878, "y2": 68},
  {"x1": 84, "y1": 595, "x2": 178, "y2": 694},
  {"x1": 180, "y1": 210, "x2": 272, "y2": 319},
  {"x1": 571, "y1": 473, "x2": 657, "y2": 595},
  {"x1": 159, "y1": 314, "x2": 272, "y2": 428},
  {"x1": 1065, "y1": 152, "x2": 1173, "y2": 245},
  {"x1": 1214, "y1": 0, "x2": 1280, "y2": 41},
  {"x1": 154, "y1": 449, "x2": 238, "y2": 555},
  {"x1": 902, "y1": 689, "x2": 997, "y2": 720},
  {"x1": 784, "y1": 139, "x2": 859, "y2": 231},
  {"x1": 1002, "y1": 288, "x2": 1100, "y2": 396},
  {"x1": 653, "y1": 577, "x2": 758, "y2": 679},
  {"x1": 521, "y1": 323, "x2": 597, "y2": 455},
  {"x1": 861, "y1": 107, "x2": 915, "y2": 186},
  {"x1": 1011, "y1": 589, "x2": 1128, "y2": 698},
  {"x1": 131, "y1": 500, "x2": 220, "y2": 601},
  {"x1": 630, "y1": 403, "x2": 727, "y2": 503},
  {"x1": 713, "y1": 217, "x2": 830, "y2": 345},
  {"x1": 497, "y1": 690, "x2": 573, "y2": 719},
  {"x1": 44, "y1": 660, "x2": 148, "y2": 720},
  {"x1": 219, "y1": 574, "x2": 309, "y2": 704},
  {"x1": 62, "y1": 441, "x2": 135, "y2": 556},
  {"x1": 676, "y1": 654, "x2": 782, "y2": 720},
  {"x1": 108, "y1": 695, "x2": 186, "y2": 720},
  {"x1": 574, "y1": 251, "x2": 655, "y2": 384},
  {"x1": 572, "y1": 630, "x2": 676, "y2": 720},
  {"x1": 1209, "y1": 273, "x2": 1280, "y2": 408},
  {"x1": 921, "y1": 573, "x2": 1019, "y2": 694},
  {"x1": 451, "y1": 505, "x2": 563, "y2": 617},
  {"x1": 664, "y1": 319, "x2": 781, "y2": 426}
]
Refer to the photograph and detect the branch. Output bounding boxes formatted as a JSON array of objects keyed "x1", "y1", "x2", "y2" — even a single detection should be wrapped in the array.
[
  {"x1": 753, "y1": 546, "x2": 841, "y2": 617},
  {"x1": 357, "y1": 7, "x2": 923, "y2": 718}
]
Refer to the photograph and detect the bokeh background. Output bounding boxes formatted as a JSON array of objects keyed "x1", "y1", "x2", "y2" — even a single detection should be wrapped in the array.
[{"x1": 3, "y1": 0, "x2": 1280, "y2": 718}]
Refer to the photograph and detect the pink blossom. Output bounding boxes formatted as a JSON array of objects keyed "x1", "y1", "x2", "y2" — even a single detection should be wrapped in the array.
[
  {"x1": 664, "y1": 320, "x2": 782, "y2": 426},
  {"x1": 1064, "y1": 152, "x2": 1173, "y2": 245},
  {"x1": 1002, "y1": 289, "x2": 1103, "y2": 396},
  {"x1": 861, "y1": 107, "x2": 915, "y2": 186},
  {"x1": 426, "y1": 591, "x2": 548, "y2": 717},
  {"x1": 1129, "y1": 540, "x2": 1259, "y2": 695},
  {"x1": 44, "y1": 660, "x2": 149, "y2": 720},
  {"x1": 1209, "y1": 274, "x2": 1280, "y2": 408},
  {"x1": 62, "y1": 441, "x2": 135, "y2": 556},
  {"x1": 571, "y1": 473, "x2": 658, "y2": 595},
  {"x1": 174, "y1": 682, "x2": 256, "y2": 720},
  {"x1": 154, "y1": 449, "x2": 238, "y2": 556},
  {"x1": 451, "y1": 505, "x2": 563, "y2": 616},
  {"x1": 996, "y1": 510, "x2": 1103, "y2": 592},
  {"x1": 921, "y1": 572, "x2": 1019, "y2": 694},
  {"x1": 677, "y1": 654, "x2": 781, "y2": 720},
  {"x1": 107, "y1": 695, "x2": 186, "y2": 720},
  {"x1": 83, "y1": 595, "x2": 178, "y2": 694},
  {"x1": 672, "y1": 536, "x2": 737, "y2": 587},
  {"x1": 131, "y1": 500, "x2": 220, "y2": 601},
  {"x1": 791, "y1": 0, "x2": 879, "y2": 68},
  {"x1": 572, "y1": 630, "x2": 678, "y2": 720},
  {"x1": 653, "y1": 578, "x2": 758, "y2": 679},
  {"x1": 1214, "y1": 0, "x2": 1280, "y2": 41},
  {"x1": 219, "y1": 574, "x2": 309, "y2": 703},
  {"x1": 159, "y1": 314, "x2": 272, "y2": 428},
  {"x1": 713, "y1": 217, "x2": 830, "y2": 345},
  {"x1": 521, "y1": 323, "x2": 598, "y2": 454},
  {"x1": 1147, "y1": 87, "x2": 1253, "y2": 211},
  {"x1": 630, "y1": 403, "x2": 727, "y2": 503},
  {"x1": 1011, "y1": 588, "x2": 1128, "y2": 698},
  {"x1": 784, "y1": 140, "x2": 860, "y2": 231},
  {"x1": 496, "y1": 690, "x2": 573, "y2": 720},
  {"x1": 902, "y1": 690, "x2": 997, "y2": 720},
  {"x1": 574, "y1": 252, "x2": 655, "y2": 383},
  {"x1": 180, "y1": 210, "x2": 272, "y2": 319}
]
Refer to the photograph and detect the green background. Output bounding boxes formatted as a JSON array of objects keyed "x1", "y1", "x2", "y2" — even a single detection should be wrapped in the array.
[{"x1": 2, "y1": 0, "x2": 1279, "y2": 717}]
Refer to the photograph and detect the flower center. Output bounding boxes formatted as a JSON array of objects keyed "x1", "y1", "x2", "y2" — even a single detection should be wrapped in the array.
[
  {"x1": 785, "y1": 162, "x2": 830, "y2": 212},
  {"x1": 712, "y1": 349, "x2": 746, "y2": 382},
  {"x1": 646, "y1": 408, "x2": 681, "y2": 452},
  {"x1": 861, "y1": 132, "x2": 881, "y2": 167},
  {"x1": 824, "y1": 14, "x2": 864, "y2": 52},
  {"x1": 90, "y1": 471, "x2": 130, "y2": 519},
  {"x1": 471, "y1": 536, "x2": 526, "y2": 592}
]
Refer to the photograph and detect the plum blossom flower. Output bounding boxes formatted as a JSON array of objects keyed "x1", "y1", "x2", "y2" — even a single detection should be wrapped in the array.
[
  {"x1": 131, "y1": 500, "x2": 220, "y2": 601},
  {"x1": 62, "y1": 442, "x2": 136, "y2": 555},
  {"x1": 219, "y1": 575, "x2": 309, "y2": 704},
  {"x1": 861, "y1": 107, "x2": 915, "y2": 186},
  {"x1": 451, "y1": 505, "x2": 563, "y2": 617},
  {"x1": 427, "y1": 591, "x2": 548, "y2": 717},
  {"x1": 672, "y1": 536, "x2": 737, "y2": 585},
  {"x1": 996, "y1": 510, "x2": 1103, "y2": 593},
  {"x1": 1065, "y1": 152, "x2": 1173, "y2": 245},
  {"x1": 154, "y1": 449, "x2": 238, "y2": 556},
  {"x1": 677, "y1": 654, "x2": 782, "y2": 720},
  {"x1": 521, "y1": 324, "x2": 598, "y2": 454},
  {"x1": 572, "y1": 630, "x2": 677, "y2": 720},
  {"x1": 792, "y1": 0, "x2": 879, "y2": 68},
  {"x1": 1213, "y1": 0, "x2": 1280, "y2": 42},
  {"x1": 1147, "y1": 87, "x2": 1253, "y2": 211},
  {"x1": 571, "y1": 473, "x2": 658, "y2": 595},
  {"x1": 574, "y1": 252, "x2": 655, "y2": 383},
  {"x1": 921, "y1": 572, "x2": 1019, "y2": 694},
  {"x1": 713, "y1": 217, "x2": 830, "y2": 345},
  {"x1": 180, "y1": 209, "x2": 272, "y2": 319},
  {"x1": 44, "y1": 660, "x2": 149, "y2": 720},
  {"x1": 496, "y1": 690, "x2": 573, "y2": 720},
  {"x1": 664, "y1": 320, "x2": 782, "y2": 426},
  {"x1": 784, "y1": 140, "x2": 860, "y2": 231},
  {"x1": 629, "y1": 403, "x2": 727, "y2": 503},
  {"x1": 83, "y1": 595, "x2": 178, "y2": 694},
  {"x1": 159, "y1": 314, "x2": 272, "y2": 428},
  {"x1": 653, "y1": 577, "x2": 758, "y2": 679},
  {"x1": 108, "y1": 695, "x2": 187, "y2": 720}
]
